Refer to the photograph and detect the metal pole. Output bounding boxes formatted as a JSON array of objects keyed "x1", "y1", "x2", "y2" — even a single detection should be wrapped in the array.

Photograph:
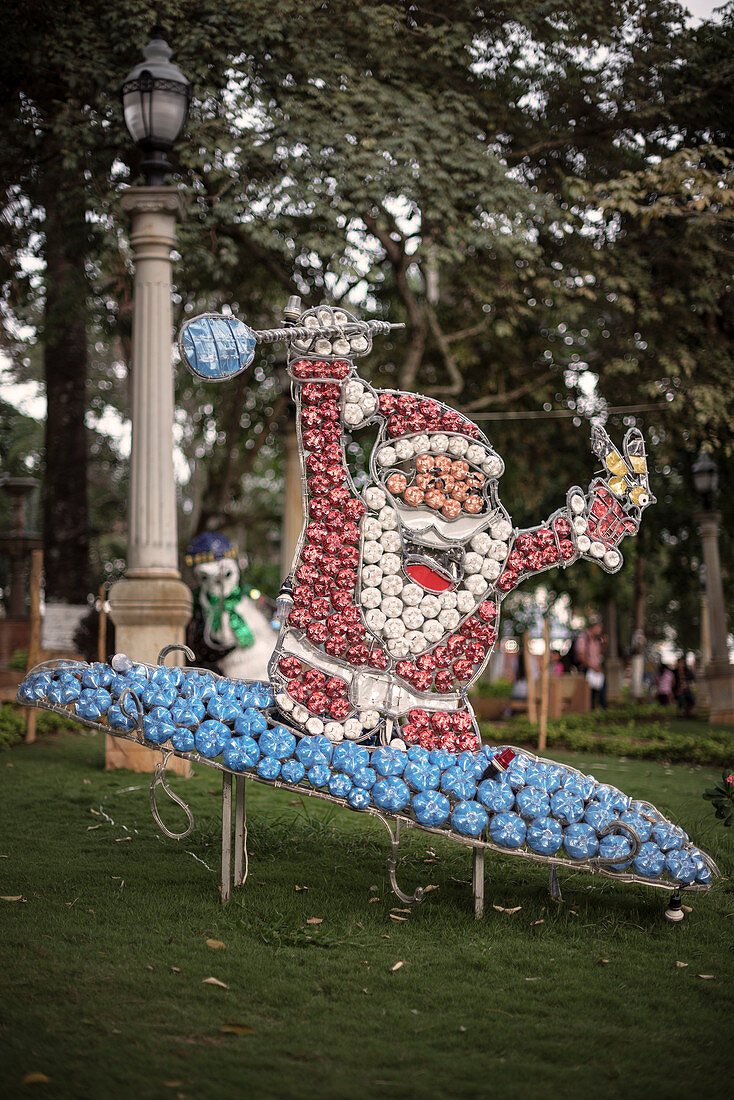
[
  {"x1": 696, "y1": 511, "x2": 734, "y2": 722},
  {"x1": 472, "y1": 848, "x2": 484, "y2": 919},
  {"x1": 221, "y1": 772, "x2": 233, "y2": 903},
  {"x1": 233, "y1": 776, "x2": 247, "y2": 887}
]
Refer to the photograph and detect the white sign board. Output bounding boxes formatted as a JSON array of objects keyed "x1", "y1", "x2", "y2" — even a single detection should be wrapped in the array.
[{"x1": 41, "y1": 604, "x2": 89, "y2": 653}]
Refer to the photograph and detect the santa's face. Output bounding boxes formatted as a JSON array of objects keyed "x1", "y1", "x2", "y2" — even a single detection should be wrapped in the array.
[
  {"x1": 359, "y1": 431, "x2": 512, "y2": 663},
  {"x1": 194, "y1": 558, "x2": 240, "y2": 600}
]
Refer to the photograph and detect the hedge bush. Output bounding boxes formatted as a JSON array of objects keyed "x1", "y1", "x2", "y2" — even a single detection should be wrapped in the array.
[
  {"x1": 482, "y1": 712, "x2": 734, "y2": 767},
  {"x1": 0, "y1": 704, "x2": 79, "y2": 750},
  {"x1": 0, "y1": 705, "x2": 26, "y2": 750}
]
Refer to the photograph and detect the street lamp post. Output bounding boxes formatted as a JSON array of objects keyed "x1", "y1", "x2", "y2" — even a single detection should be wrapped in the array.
[
  {"x1": 692, "y1": 449, "x2": 734, "y2": 722},
  {"x1": 107, "y1": 23, "x2": 193, "y2": 773}
]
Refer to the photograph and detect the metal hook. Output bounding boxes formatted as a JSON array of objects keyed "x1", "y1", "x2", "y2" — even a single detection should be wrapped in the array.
[
  {"x1": 157, "y1": 643, "x2": 196, "y2": 666},
  {"x1": 592, "y1": 819, "x2": 642, "y2": 866},
  {"x1": 377, "y1": 816, "x2": 425, "y2": 906},
  {"x1": 149, "y1": 751, "x2": 195, "y2": 840}
]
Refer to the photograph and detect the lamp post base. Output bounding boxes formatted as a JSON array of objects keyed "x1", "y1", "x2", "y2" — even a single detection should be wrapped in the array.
[
  {"x1": 107, "y1": 574, "x2": 193, "y2": 773},
  {"x1": 703, "y1": 659, "x2": 734, "y2": 725}
]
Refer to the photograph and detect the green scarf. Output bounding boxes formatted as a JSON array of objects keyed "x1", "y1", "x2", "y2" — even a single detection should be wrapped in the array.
[{"x1": 203, "y1": 586, "x2": 254, "y2": 649}]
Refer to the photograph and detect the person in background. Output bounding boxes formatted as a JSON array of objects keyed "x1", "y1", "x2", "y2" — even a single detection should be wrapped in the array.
[
  {"x1": 674, "y1": 656, "x2": 696, "y2": 717},
  {"x1": 656, "y1": 662, "x2": 676, "y2": 706},
  {"x1": 575, "y1": 615, "x2": 607, "y2": 710},
  {"x1": 550, "y1": 648, "x2": 565, "y2": 676}
]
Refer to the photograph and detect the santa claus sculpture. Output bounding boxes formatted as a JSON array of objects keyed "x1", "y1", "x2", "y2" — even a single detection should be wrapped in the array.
[{"x1": 180, "y1": 301, "x2": 654, "y2": 753}]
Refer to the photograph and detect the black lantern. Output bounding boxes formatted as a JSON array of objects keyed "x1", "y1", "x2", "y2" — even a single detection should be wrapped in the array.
[
  {"x1": 692, "y1": 449, "x2": 719, "y2": 511},
  {"x1": 121, "y1": 22, "x2": 192, "y2": 186}
]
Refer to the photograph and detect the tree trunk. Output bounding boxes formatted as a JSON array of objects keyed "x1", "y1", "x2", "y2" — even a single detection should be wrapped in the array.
[{"x1": 41, "y1": 169, "x2": 90, "y2": 602}]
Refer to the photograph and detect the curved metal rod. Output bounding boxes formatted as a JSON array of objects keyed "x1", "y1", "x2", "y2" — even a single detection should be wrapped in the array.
[
  {"x1": 592, "y1": 819, "x2": 642, "y2": 866},
  {"x1": 377, "y1": 816, "x2": 425, "y2": 906},
  {"x1": 157, "y1": 643, "x2": 196, "y2": 667},
  {"x1": 149, "y1": 752, "x2": 195, "y2": 841},
  {"x1": 254, "y1": 319, "x2": 404, "y2": 344},
  {"x1": 117, "y1": 686, "x2": 144, "y2": 742}
]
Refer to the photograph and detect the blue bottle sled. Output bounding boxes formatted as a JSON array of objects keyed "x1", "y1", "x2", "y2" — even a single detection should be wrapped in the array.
[{"x1": 17, "y1": 647, "x2": 720, "y2": 915}]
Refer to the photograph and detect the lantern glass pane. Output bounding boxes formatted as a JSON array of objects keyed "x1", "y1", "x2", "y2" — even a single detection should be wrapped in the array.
[
  {"x1": 149, "y1": 86, "x2": 188, "y2": 145},
  {"x1": 123, "y1": 88, "x2": 151, "y2": 144}
]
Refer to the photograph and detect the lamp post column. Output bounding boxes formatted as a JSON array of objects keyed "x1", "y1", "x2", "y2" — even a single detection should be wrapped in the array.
[
  {"x1": 107, "y1": 186, "x2": 192, "y2": 772},
  {"x1": 696, "y1": 510, "x2": 734, "y2": 722}
]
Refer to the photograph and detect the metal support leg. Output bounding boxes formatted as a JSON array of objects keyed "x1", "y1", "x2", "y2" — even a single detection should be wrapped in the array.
[
  {"x1": 233, "y1": 776, "x2": 247, "y2": 887},
  {"x1": 221, "y1": 772, "x2": 233, "y2": 903},
  {"x1": 472, "y1": 848, "x2": 485, "y2": 919},
  {"x1": 548, "y1": 864, "x2": 563, "y2": 902},
  {"x1": 380, "y1": 817, "x2": 425, "y2": 906}
]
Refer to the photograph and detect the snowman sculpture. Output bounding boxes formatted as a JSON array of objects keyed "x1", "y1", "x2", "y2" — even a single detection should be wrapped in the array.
[{"x1": 185, "y1": 531, "x2": 275, "y2": 682}]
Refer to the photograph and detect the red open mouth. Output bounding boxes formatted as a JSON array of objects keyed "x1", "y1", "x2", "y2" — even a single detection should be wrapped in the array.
[{"x1": 405, "y1": 562, "x2": 455, "y2": 593}]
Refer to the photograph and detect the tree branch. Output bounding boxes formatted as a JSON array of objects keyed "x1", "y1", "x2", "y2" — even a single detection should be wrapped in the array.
[
  {"x1": 464, "y1": 369, "x2": 557, "y2": 412},
  {"x1": 423, "y1": 303, "x2": 464, "y2": 396}
]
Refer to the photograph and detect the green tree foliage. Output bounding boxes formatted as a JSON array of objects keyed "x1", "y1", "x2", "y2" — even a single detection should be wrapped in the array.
[{"x1": 0, "y1": 0, "x2": 731, "y2": 653}]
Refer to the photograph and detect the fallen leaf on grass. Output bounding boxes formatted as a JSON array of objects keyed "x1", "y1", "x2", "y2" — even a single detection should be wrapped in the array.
[
  {"x1": 390, "y1": 960, "x2": 405, "y2": 972},
  {"x1": 145, "y1": 965, "x2": 156, "y2": 972},
  {"x1": 682, "y1": 904, "x2": 693, "y2": 914},
  {"x1": 87, "y1": 825, "x2": 101, "y2": 831},
  {"x1": 459, "y1": 1025, "x2": 467, "y2": 1032},
  {"x1": 675, "y1": 961, "x2": 689, "y2": 969},
  {"x1": 89, "y1": 808, "x2": 101, "y2": 816},
  {"x1": 530, "y1": 920, "x2": 545, "y2": 927},
  {"x1": 219, "y1": 1022, "x2": 254, "y2": 1035},
  {"x1": 493, "y1": 905, "x2": 521, "y2": 914},
  {"x1": 206, "y1": 939, "x2": 226, "y2": 950},
  {"x1": 171, "y1": 967, "x2": 183, "y2": 975},
  {"x1": 294, "y1": 884, "x2": 308, "y2": 892},
  {"x1": 696, "y1": 974, "x2": 716, "y2": 980},
  {"x1": 203, "y1": 976, "x2": 229, "y2": 988},
  {"x1": 22, "y1": 1072, "x2": 50, "y2": 1084},
  {"x1": 391, "y1": 907, "x2": 412, "y2": 914},
  {"x1": 306, "y1": 917, "x2": 323, "y2": 925},
  {"x1": 163, "y1": 1081, "x2": 183, "y2": 1088},
  {"x1": 368, "y1": 896, "x2": 380, "y2": 903},
  {"x1": 362, "y1": 988, "x2": 371, "y2": 995},
  {"x1": 1, "y1": 895, "x2": 25, "y2": 902},
  {"x1": 597, "y1": 958, "x2": 610, "y2": 966},
  {"x1": 115, "y1": 837, "x2": 132, "y2": 843},
  {"x1": 389, "y1": 914, "x2": 408, "y2": 922},
  {"x1": 525, "y1": 977, "x2": 539, "y2": 982},
  {"x1": 423, "y1": 884, "x2": 439, "y2": 893}
]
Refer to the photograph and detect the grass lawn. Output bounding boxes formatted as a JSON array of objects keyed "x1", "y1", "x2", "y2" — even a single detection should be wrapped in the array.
[{"x1": 1, "y1": 728, "x2": 733, "y2": 1099}]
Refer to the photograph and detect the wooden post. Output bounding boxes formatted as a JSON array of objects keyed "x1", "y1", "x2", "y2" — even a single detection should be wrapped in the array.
[
  {"x1": 24, "y1": 549, "x2": 43, "y2": 744},
  {"x1": 538, "y1": 616, "x2": 550, "y2": 752},
  {"x1": 524, "y1": 632, "x2": 537, "y2": 724},
  {"x1": 97, "y1": 583, "x2": 107, "y2": 663}
]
